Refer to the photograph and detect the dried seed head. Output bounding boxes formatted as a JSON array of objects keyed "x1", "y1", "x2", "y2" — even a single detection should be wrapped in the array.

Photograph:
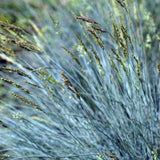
[
  {"x1": 38, "y1": 69, "x2": 62, "y2": 86},
  {"x1": 74, "y1": 86, "x2": 80, "y2": 99},
  {"x1": 0, "y1": 44, "x2": 15, "y2": 56},
  {"x1": 24, "y1": 81, "x2": 41, "y2": 88},
  {"x1": 111, "y1": 47, "x2": 127, "y2": 74},
  {"x1": 111, "y1": 47, "x2": 121, "y2": 62},
  {"x1": 120, "y1": 24, "x2": 133, "y2": 49},
  {"x1": 0, "y1": 21, "x2": 29, "y2": 36},
  {"x1": 9, "y1": 91, "x2": 40, "y2": 110},
  {"x1": 104, "y1": 152, "x2": 118, "y2": 160},
  {"x1": 0, "y1": 66, "x2": 31, "y2": 79},
  {"x1": 62, "y1": 46, "x2": 81, "y2": 66},
  {"x1": 2, "y1": 39, "x2": 43, "y2": 53},
  {"x1": 90, "y1": 46, "x2": 102, "y2": 68},
  {"x1": 113, "y1": 23, "x2": 129, "y2": 59},
  {"x1": 91, "y1": 26, "x2": 106, "y2": 33},
  {"x1": 74, "y1": 16, "x2": 98, "y2": 24},
  {"x1": 61, "y1": 71, "x2": 72, "y2": 87},
  {"x1": 157, "y1": 64, "x2": 160, "y2": 74},
  {"x1": 40, "y1": 76, "x2": 55, "y2": 101},
  {"x1": 86, "y1": 28, "x2": 104, "y2": 49},
  {"x1": 116, "y1": 0, "x2": 128, "y2": 12},
  {"x1": 86, "y1": 28, "x2": 99, "y2": 39},
  {"x1": 61, "y1": 71, "x2": 80, "y2": 99},
  {"x1": 131, "y1": 53, "x2": 141, "y2": 80},
  {"x1": 0, "y1": 77, "x2": 30, "y2": 94}
]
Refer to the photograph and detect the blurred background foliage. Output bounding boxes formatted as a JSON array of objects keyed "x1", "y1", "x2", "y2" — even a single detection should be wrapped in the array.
[{"x1": 0, "y1": 0, "x2": 159, "y2": 29}]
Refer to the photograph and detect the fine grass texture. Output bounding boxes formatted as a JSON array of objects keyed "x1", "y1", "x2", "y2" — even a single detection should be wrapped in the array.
[{"x1": 0, "y1": 0, "x2": 160, "y2": 159}]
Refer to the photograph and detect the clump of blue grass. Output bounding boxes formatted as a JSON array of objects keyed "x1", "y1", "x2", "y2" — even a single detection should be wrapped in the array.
[{"x1": 0, "y1": 0, "x2": 159, "y2": 160}]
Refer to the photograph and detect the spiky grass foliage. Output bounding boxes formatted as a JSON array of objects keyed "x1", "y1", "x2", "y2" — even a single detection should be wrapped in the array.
[{"x1": 0, "y1": 0, "x2": 160, "y2": 159}]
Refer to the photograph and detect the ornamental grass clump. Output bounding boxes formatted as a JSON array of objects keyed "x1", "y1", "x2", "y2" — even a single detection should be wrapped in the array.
[{"x1": 0, "y1": 0, "x2": 159, "y2": 159}]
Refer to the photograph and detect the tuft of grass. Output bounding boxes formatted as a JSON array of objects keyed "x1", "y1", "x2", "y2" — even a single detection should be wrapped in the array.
[{"x1": 0, "y1": 0, "x2": 159, "y2": 160}]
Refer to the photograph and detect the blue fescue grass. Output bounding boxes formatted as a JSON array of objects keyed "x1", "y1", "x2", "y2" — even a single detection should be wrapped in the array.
[{"x1": 0, "y1": 0, "x2": 159, "y2": 159}]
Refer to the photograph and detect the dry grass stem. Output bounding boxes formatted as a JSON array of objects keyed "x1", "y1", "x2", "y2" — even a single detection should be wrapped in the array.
[
  {"x1": 74, "y1": 16, "x2": 98, "y2": 24},
  {"x1": 0, "y1": 77, "x2": 30, "y2": 94}
]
